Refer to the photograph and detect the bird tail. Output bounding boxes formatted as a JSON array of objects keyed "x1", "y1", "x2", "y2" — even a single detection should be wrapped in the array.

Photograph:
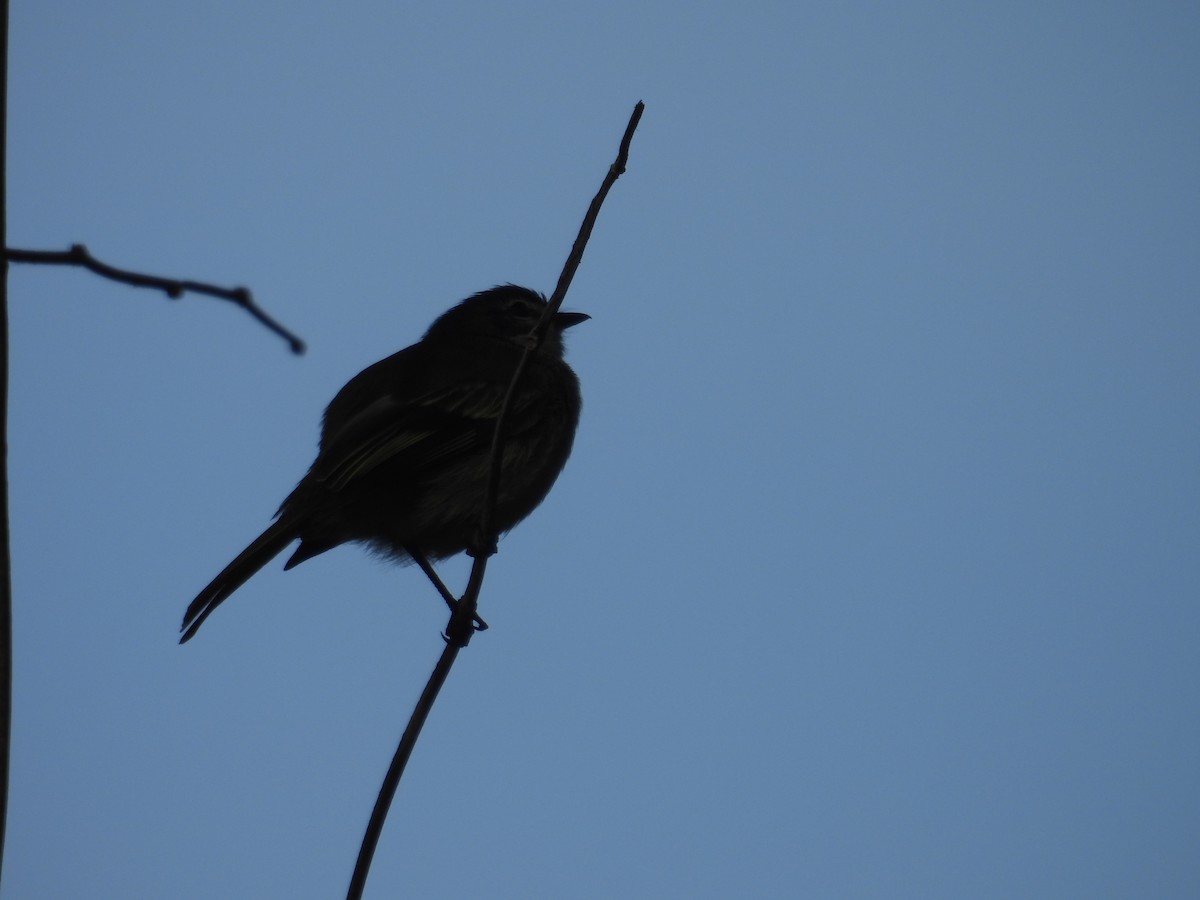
[{"x1": 179, "y1": 518, "x2": 300, "y2": 643}]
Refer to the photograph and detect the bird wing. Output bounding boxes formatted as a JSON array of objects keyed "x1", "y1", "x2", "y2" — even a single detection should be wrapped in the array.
[{"x1": 313, "y1": 379, "x2": 511, "y2": 491}]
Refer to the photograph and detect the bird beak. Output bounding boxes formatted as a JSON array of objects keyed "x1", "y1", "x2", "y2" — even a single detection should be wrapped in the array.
[{"x1": 555, "y1": 311, "x2": 590, "y2": 329}]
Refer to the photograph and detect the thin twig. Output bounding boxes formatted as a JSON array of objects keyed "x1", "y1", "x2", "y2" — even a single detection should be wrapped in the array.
[
  {"x1": 5, "y1": 244, "x2": 306, "y2": 354},
  {"x1": 345, "y1": 101, "x2": 643, "y2": 900},
  {"x1": 544, "y1": 99, "x2": 644, "y2": 318},
  {"x1": 451, "y1": 100, "x2": 645, "y2": 641}
]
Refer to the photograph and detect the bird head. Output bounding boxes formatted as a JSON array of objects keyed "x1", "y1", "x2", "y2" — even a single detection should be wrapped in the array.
[{"x1": 424, "y1": 285, "x2": 589, "y2": 356}]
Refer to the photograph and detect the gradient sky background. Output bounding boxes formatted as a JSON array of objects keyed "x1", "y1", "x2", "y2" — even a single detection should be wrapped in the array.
[{"x1": 5, "y1": 2, "x2": 1198, "y2": 898}]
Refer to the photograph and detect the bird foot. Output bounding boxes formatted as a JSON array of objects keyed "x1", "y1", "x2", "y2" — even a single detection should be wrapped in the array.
[{"x1": 443, "y1": 602, "x2": 485, "y2": 646}]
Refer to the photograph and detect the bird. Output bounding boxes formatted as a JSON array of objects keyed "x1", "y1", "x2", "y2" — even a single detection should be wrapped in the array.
[{"x1": 179, "y1": 284, "x2": 587, "y2": 643}]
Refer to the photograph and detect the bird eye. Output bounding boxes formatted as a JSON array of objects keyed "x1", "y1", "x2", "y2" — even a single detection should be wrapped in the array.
[{"x1": 504, "y1": 298, "x2": 543, "y2": 324}]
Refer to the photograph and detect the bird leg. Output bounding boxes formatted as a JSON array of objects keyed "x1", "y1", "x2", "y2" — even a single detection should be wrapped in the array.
[{"x1": 407, "y1": 547, "x2": 489, "y2": 632}]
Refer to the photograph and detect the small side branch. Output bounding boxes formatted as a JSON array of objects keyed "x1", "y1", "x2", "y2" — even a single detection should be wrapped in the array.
[{"x1": 5, "y1": 244, "x2": 305, "y2": 354}]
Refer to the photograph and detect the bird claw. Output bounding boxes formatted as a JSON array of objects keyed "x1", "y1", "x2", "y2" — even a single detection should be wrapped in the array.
[{"x1": 443, "y1": 602, "x2": 484, "y2": 646}]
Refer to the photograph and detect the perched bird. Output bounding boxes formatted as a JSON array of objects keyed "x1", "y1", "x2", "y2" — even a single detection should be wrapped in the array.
[{"x1": 180, "y1": 285, "x2": 587, "y2": 643}]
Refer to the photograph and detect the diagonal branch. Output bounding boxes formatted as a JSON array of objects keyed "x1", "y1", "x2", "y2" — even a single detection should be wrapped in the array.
[
  {"x1": 345, "y1": 100, "x2": 644, "y2": 900},
  {"x1": 476, "y1": 100, "x2": 644, "y2": 560},
  {"x1": 5, "y1": 244, "x2": 306, "y2": 354}
]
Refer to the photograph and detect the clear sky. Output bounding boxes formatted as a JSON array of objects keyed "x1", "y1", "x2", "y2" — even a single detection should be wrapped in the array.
[{"x1": 5, "y1": 2, "x2": 1198, "y2": 898}]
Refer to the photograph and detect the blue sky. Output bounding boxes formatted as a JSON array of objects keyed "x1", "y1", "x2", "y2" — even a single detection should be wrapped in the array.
[{"x1": 5, "y1": 2, "x2": 1199, "y2": 898}]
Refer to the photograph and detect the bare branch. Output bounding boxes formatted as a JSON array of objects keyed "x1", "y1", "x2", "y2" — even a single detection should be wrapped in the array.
[
  {"x1": 471, "y1": 99, "x2": 646, "y2": 622},
  {"x1": 345, "y1": 642, "x2": 461, "y2": 900},
  {"x1": 345, "y1": 101, "x2": 644, "y2": 900},
  {"x1": 545, "y1": 99, "x2": 644, "y2": 317},
  {"x1": 6, "y1": 244, "x2": 306, "y2": 354}
]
